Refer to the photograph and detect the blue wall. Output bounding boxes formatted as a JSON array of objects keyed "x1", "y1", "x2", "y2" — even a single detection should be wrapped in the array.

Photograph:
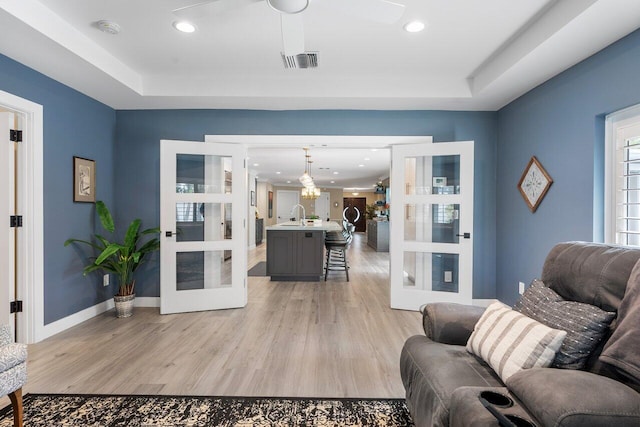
[
  {"x1": 496, "y1": 29, "x2": 640, "y2": 305},
  {"x1": 115, "y1": 110, "x2": 498, "y2": 299},
  {"x1": 0, "y1": 54, "x2": 117, "y2": 324}
]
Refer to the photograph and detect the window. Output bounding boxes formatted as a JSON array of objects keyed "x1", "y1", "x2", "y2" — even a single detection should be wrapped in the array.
[{"x1": 605, "y1": 105, "x2": 640, "y2": 245}]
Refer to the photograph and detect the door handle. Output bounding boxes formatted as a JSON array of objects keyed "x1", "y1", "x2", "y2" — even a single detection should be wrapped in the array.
[
  {"x1": 165, "y1": 231, "x2": 175, "y2": 237},
  {"x1": 456, "y1": 233, "x2": 471, "y2": 239}
]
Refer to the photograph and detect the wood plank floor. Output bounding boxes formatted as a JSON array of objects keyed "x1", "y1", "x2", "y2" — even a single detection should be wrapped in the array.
[{"x1": 23, "y1": 233, "x2": 422, "y2": 399}]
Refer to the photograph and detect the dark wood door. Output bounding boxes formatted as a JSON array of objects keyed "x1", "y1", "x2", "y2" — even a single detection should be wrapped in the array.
[{"x1": 343, "y1": 197, "x2": 367, "y2": 232}]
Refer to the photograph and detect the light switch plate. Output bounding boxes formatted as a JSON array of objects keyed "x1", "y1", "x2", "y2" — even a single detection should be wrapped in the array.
[{"x1": 444, "y1": 271, "x2": 453, "y2": 283}]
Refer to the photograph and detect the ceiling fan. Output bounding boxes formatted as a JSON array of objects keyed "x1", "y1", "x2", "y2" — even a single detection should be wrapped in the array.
[{"x1": 173, "y1": 0, "x2": 406, "y2": 57}]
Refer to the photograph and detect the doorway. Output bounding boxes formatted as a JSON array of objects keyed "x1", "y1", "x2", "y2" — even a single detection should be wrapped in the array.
[
  {"x1": 343, "y1": 197, "x2": 367, "y2": 232},
  {"x1": 315, "y1": 192, "x2": 330, "y2": 221},
  {"x1": 203, "y1": 135, "x2": 479, "y2": 312},
  {"x1": 0, "y1": 90, "x2": 44, "y2": 344}
]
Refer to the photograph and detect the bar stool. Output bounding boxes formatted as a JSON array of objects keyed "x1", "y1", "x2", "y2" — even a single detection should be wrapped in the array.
[{"x1": 324, "y1": 231, "x2": 350, "y2": 281}]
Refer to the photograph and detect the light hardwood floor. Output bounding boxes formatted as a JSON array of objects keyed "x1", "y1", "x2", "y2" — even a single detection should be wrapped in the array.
[{"x1": 23, "y1": 233, "x2": 422, "y2": 398}]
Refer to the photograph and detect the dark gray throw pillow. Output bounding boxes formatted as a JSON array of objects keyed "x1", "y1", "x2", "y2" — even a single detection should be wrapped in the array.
[{"x1": 513, "y1": 279, "x2": 615, "y2": 369}]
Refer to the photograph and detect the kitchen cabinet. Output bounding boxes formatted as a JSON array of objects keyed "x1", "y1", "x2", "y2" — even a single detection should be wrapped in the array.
[
  {"x1": 266, "y1": 229, "x2": 324, "y2": 281},
  {"x1": 367, "y1": 219, "x2": 389, "y2": 252}
]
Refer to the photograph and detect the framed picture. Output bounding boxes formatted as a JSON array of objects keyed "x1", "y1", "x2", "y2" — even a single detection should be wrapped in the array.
[
  {"x1": 73, "y1": 156, "x2": 96, "y2": 203},
  {"x1": 268, "y1": 191, "x2": 273, "y2": 218},
  {"x1": 251, "y1": 190, "x2": 256, "y2": 206},
  {"x1": 517, "y1": 156, "x2": 553, "y2": 213}
]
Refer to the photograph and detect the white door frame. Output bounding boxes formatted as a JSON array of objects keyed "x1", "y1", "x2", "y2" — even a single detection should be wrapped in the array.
[
  {"x1": 0, "y1": 112, "x2": 16, "y2": 333},
  {"x1": 0, "y1": 90, "x2": 44, "y2": 344}
]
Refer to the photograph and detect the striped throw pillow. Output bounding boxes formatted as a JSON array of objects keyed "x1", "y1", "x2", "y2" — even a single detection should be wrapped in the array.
[{"x1": 466, "y1": 301, "x2": 567, "y2": 382}]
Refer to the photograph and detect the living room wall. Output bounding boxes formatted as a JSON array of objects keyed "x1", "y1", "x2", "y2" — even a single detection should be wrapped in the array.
[
  {"x1": 496, "y1": 28, "x2": 640, "y2": 304},
  {"x1": 0, "y1": 54, "x2": 117, "y2": 324},
  {"x1": 115, "y1": 110, "x2": 498, "y2": 301}
]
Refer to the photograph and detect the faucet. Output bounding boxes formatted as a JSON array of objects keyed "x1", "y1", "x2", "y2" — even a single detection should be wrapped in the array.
[{"x1": 291, "y1": 204, "x2": 306, "y2": 225}]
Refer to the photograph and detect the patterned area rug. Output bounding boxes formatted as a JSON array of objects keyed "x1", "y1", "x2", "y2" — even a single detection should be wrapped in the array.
[{"x1": 0, "y1": 394, "x2": 414, "y2": 426}]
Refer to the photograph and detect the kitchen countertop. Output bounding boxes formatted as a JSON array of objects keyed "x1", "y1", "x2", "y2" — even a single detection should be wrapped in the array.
[{"x1": 266, "y1": 220, "x2": 342, "y2": 232}]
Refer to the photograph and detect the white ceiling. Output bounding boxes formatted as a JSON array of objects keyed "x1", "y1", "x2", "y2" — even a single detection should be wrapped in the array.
[
  {"x1": 2, "y1": 0, "x2": 640, "y2": 112},
  {"x1": 249, "y1": 146, "x2": 390, "y2": 190},
  {"x1": 2, "y1": 0, "x2": 640, "y2": 188}
]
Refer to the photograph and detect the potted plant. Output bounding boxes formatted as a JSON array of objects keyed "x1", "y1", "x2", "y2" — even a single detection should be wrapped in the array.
[
  {"x1": 365, "y1": 204, "x2": 378, "y2": 220},
  {"x1": 65, "y1": 201, "x2": 160, "y2": 318}
]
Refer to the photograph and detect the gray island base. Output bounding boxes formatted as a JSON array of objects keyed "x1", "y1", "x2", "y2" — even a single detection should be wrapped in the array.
[{"x1": 266, "y1": 221, "x2": 342, "y2": 281}]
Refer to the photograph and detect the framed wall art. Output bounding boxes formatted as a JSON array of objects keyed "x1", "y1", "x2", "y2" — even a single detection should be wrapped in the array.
[
  {"x1": 73, "y1": 156, "x2": 96, "y2": 203},
  {"x1": 268, "y1": 191, "x2": 273, "y2": 218},
  {"x1": 517, "y1": 156, "x2": 553, "y2": 213}
]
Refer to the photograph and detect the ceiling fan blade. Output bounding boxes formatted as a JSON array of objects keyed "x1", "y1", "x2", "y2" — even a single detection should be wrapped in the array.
[
  {"x1": 173, "y1": 0, "x2": 262, "y2": 21},
  {"x1": 280, "y1": 13, "x2": 305, "y2": 56},
  {"x1": 320, "y1": 0, "x2": 406, "y2": 25}
]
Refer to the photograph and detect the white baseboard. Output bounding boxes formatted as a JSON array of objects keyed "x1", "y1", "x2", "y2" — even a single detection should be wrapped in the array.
[
  {"x1": 41, "y1": 299, "x2": 114, "y2": 340},
  {"x1": 135, "y1": 297, "x2": 160, "y2": 308},
  {"x1": 472, "y1": 299, "x2": 498, "y2": 308},
  {"x1": 40, "y1": 296, "x2": 160, "y2": 341}
]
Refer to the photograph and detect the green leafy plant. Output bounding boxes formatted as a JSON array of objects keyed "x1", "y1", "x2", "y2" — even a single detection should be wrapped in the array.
[
  {"x1": 64, "y1": 201, "x2": 160, "y2": 296},
  {"x1": 365, "y1": 204, "x2": 378, "y2": 220}
]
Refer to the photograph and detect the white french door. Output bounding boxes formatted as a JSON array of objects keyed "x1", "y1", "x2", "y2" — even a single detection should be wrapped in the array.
[
  {"x1": 160, "y1": 140, "x2": 247, "y2": 314},
  {"x1": 0, "y1": 112, "x2": 16, "y2": 330},
  {"x1": 390, "y1": 141, "x2": 474, "y2": 310}
]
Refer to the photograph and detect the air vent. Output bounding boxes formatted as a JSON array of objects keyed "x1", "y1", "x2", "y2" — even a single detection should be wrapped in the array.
[{"x1": 281, "y1": 52, "x2": 318, "y2": 69}]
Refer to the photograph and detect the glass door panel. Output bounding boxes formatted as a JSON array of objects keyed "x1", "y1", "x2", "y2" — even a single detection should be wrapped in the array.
[
  {"x1": 404, "y1": 203, "x2": 461, "y2": 243},
  {"x1": 176, "y1": 154, "x2": 231, "y2": 194},
  {"x1": 176, "y1": 250, "x2": 232, "y2": 290},
  {"x1": 403, "y1": 251, "x2": 459, "y2": 293}
]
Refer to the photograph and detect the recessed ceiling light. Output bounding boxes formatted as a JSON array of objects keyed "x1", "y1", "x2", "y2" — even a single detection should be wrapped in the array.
[
  {"x1": 333, "y1": 171, "x2": 339, "y2": 175},
  {"x1": 276, "y1": 171, "x2": 281, "y2": 174},
  {"x1": 364, "y1": 157, "x2": 370, "y2": 161},
  {"x1": 358, "y1": 164, "x2": 365, "y2": 167},
  {"x1": 173, "y1": 21, "x2": 196, "y2": 33},
  {"x1": 96, "y1": 20, "x2": 121, "y2": 35},
  {"x1": 404, "y1": 21, "x2": 425, "y2": 33},
  {"x1": 371, "y1": 149, "x2": 378, "y2": 152},
  {"x1": 253, "y1": 163, "x2": 259, "y2": 167},
  {"x1": 331, "y1": 181, "x2": 335, "y2": 184},
  {"x1": 287, "y1": 180, "x2": 291, "y2": 183}
]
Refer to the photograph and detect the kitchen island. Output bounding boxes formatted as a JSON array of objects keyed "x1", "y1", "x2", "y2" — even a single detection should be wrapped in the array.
[{"x1": 266, "y1": 221, "x2": 342, "y2": 281}]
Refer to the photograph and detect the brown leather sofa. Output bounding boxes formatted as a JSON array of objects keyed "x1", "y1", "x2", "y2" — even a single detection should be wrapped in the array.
[{"x1": 400, "y1": 241, "x2": 640, "y2": 426}]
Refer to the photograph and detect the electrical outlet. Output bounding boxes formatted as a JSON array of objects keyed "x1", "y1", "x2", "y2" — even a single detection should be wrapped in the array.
[
  {"x1": 103, "y1": 274, "x2": 110, "y2": 287},
  {"x1": 519, "y1": 281, "x2": 525, "y2": 295},
  {"x1": 444, "y1": 271, "x2": 453, "y2": 283}
]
